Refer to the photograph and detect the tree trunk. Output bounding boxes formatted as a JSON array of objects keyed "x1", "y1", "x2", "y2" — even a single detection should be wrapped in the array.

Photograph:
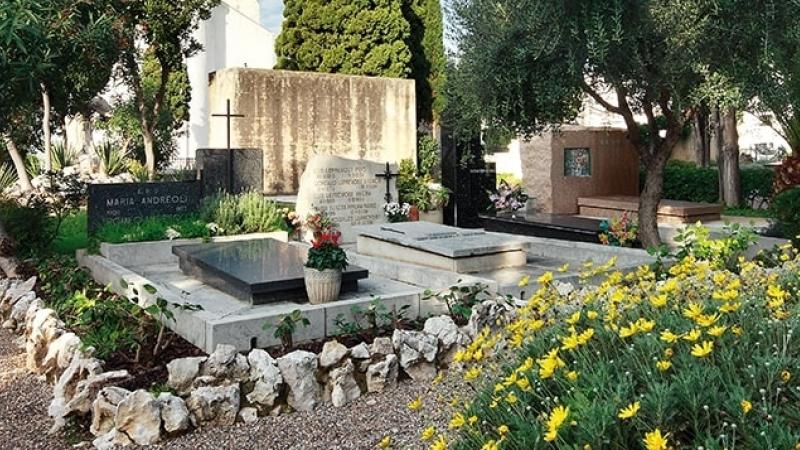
[
  {"x1": 693, "y1": 110, "x2": 710, "y2": 167},
  {"x1": 2, "y1": 132, "x2": 33, "y2": 192},
  {"x1": 41, "y1": 84, "x2": 53, "y2": 172},
  {"x1": 639, "y1": 148, "x2": 671, "y2": 249},
  {"x1": 142, "y1": 128, "x2": 156, "y2": 180},
  {"x1": 719, "y1": 107, "x2": 741, "y2": 207},
  {"x1": 710, "y1": 107, "x2": 722, "y2": 164}
]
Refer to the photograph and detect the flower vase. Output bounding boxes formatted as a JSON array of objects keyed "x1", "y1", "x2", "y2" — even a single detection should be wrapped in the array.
[{"x1": 303, "y1": 267, "x2": 342, "y2": 304}]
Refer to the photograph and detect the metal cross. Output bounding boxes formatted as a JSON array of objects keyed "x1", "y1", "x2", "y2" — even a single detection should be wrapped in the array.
[
  {"x1": 375, "y1": 162, "x2": 399, "y2": 203},
  {"x1": 211, "y1": 99, "x2": 245, "y2": 192}
]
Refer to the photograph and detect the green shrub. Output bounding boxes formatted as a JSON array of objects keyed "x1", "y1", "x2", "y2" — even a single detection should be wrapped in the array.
[
  {"x1": 0, "y1": 198, "x2": 51, "y2": 257},
  {"x1": 93, "y1": 141, "x2": 129, "y2": 176},
  {"x1": 51, "y1": 142, "x2": 79, "y2": 170},
  {"x1": 772, "y1": 187, "x2": 800, "y2": 244},
  {"x1": 200, "y1": 191, "x2": 286, "y2": 235},
  {"x1": 0, "y1": 163, "x2": 18, "y2": 191},
  {"x1": 644, "y1": 161, "x2": 776, "y2": 207}
]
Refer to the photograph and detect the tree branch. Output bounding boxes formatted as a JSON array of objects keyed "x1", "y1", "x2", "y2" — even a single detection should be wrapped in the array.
[{"x1": 581, "y1": 80, "x2": 622, "y2": 114}]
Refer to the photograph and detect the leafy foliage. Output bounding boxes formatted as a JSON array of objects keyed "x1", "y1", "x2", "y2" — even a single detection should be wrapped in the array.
[
  {"x1": 306, "y1": 229, "x2": 348, "y2": 271},
  {"x1": 50, "y1": 142, "x2": 79, "y2": 170},
  {"x1": 403, "y1": 0, "x2": 445, "y2": 122},
  {"x1": 264, "y1": 309, "x2": 310, "y2": 350},
  {"x1": 0, "y1": 163, "x2": 18, "y2": 191},
  {"x1": 424, "y1": 282, "x2": 490, "y2": 326},
  {"x1": 275, "y1": 0, "x2": 412, "y2": 78},
  {"x1": 397, "y1": 158, "x2": 450, "y2": 212},
  {"x1": 772, "y1": 187, "x2": 800, "y2": 245},
  {"x1": 774, "y1": 156, "x2": 800, "y2": 194}
]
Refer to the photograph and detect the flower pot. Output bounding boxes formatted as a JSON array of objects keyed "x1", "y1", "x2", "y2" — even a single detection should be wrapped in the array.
[
  {"x1": 303, "y1": 267, "x2": 343, "y2": 304},
  {"x1": 408, "y1": 205, "x2": 420, "y2": 222},
  {"x1": 418, "y1": 208, "x2": 444, "y2": 224}
]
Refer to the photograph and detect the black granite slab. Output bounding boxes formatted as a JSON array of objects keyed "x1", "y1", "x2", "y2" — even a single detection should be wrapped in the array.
[
  {"x1": 481, "y1": 213, "x2": 602, "y2": 243},
  {"x1": 196, "y1": 148, "x2": 263, "y2": 195},
  {"x1": 173, "y1": 239, "x2": 368, "y2": 304},
  {"x1": 87, "y1": 181, "x2": 202, "y2": 233}
]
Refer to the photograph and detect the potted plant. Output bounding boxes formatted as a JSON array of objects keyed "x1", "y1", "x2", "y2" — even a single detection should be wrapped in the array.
[
  {"x1": 304, "y1": 216, "x2": 348, "y2": 304},
  {"x1": 397, "y1": 159, "x2": 451, "y2": 224}
]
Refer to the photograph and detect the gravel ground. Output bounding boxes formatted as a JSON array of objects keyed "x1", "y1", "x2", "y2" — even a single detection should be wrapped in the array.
[{"x1": 0, "y1": 328, "x2": 465, "y2": 450}]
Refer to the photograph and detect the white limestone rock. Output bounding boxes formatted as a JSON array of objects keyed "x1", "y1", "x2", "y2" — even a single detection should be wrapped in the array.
[
  {"x1": 158, "y1": 393, "x2": 190, "y2": 434},
  {"x1": 370, "y1": 337, "x2": 394, "y2": 357},
  {"x1": 246, "y1": 349, "x2": 283, "y2": 410},
  {"x1": 404, "y1": 362, "x2": 437, "y2": 381},
  {"x1": 277, "y1": 350, "x2": 321, "y2": 412},
  {"x1": 1, "y1": 276, "x2": 36, "y2": 311},
  {"x1": 366, "y1": 354, "x2": 399, "y2": 393},
  {"x1": 465, "y1": 299, "x2": 516, "y2": 338},
  {"x1": 115, "y1": 390, "x2": 162, "y2": 445},
  {"x1": 238, "y1": 406, "x2": 259, "y2": 424},
  {"x1": 392, "y1": 329, "x2": 438, "y2": 368},
  {"x1": 319, "y1": 340, "x2": 348, "y2": 368},
  {"x1": 327, "y1": 359, "x2": 361, "y2": 407},
  {"x1": 41, "y1": 332, "x2": 81, "y2": 381},
  {"x1": 64, "y1": 370, "x2": 131, "y2": 419},
  {"x1": 25, "y1": 308, "x2": 63, "y2": 373},
  {"x1": 49, "y1": 350, "x2": 105, "y2": 432},
  {"x1": 423, "y1": 315, "x2": 463, "y2": 350},
  {"x1": 92, "y1": 429, "x2": 132, "y2": 450},
  {"x1": 90, "y1": 387, "x2": 130, "y2": 436},
  {"x1": 349, "y1": 342, "x2": 371, "y2": 360},
  {"x1": 23, "y1": 298, "x2": 45, "y2": 337},
  {"x1": 200, "y1": 344, "x2": 249, "y2": 382},
  {"x1": 166, "y1": 356, "x2": 206, "y2": 395},
  {"x1": 8, "y1": 291, "x2": 35, "y2": 329},
  {"x1": 187, "y1": 385, "x2": 240, "y2": 427}
]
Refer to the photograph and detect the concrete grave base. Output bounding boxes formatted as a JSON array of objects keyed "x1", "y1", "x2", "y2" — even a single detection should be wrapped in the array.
[{"x1": 78, "y1": 230, "x2": 656, "y2": 354}]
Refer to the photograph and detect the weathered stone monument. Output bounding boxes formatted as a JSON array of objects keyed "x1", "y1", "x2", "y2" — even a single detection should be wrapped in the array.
[
  {"x1": 521, "y1": 126, "x2": 639, "y2": 214},
  {"x1": 208, "y1": 69, "x2": 417, "y2": 194},
  {"x1": 296, "y1": 156, "x2": 397, "y2": 243}
]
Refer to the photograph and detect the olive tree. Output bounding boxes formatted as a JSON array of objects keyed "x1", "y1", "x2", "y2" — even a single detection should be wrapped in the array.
[{"x1": 451, "y1": 0, "x2": 737, "y2": 247}]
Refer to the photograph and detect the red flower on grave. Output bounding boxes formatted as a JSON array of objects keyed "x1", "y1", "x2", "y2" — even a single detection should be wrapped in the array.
[{"x1": 311, "y1": 228, "x2": 342, "y2": 248}]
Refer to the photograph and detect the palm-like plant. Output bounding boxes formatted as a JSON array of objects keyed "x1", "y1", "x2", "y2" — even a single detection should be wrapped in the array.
[{"x1": 93, "y1": 141, "x2": 129, "y2": 176}]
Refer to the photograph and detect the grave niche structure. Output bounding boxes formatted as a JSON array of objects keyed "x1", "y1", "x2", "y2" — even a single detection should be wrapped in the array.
[
  {"x1": 173, "y1": 239, "x2": 368, "y2": 304},
  {"x1": 440, "y1": 129, "x2": 496, "y2": 228},
  {"x1": 356, "y1": 222, "x2": 527, "y2": 273},
  {"x1": 208, "y1": 68, "x2": 416, "y2": 194},
  {"x1": 521, "y1": 127, "x2": 639, "y2": 215},
  {"x1": 295, "y1": 155, "x2": 397, "y2": 244}
]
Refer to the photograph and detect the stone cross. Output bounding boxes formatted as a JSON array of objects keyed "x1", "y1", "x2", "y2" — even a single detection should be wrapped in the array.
[
  {"x1": 211, "y1": 99, "x2": 245, "y2": 191},
  {"x1": 375, "y1": 162, "x2": 399, "y2": 203}
]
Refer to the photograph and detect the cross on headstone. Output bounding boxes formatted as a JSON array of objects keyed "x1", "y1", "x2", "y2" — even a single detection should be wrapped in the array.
[
  {"x1": 211, "y1": 99, "x2": 245, "y2": 191},
  {"x1": 375, "y1": 162, "x2": 399, "y2": 203}
]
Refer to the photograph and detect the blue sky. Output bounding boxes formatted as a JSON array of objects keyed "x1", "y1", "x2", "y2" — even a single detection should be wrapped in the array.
[{"x1": 259, "y1": 0, "x2": 284, "y2": 34}]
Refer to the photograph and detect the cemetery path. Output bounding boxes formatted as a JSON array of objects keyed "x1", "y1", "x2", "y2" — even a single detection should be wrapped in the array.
[
  {"x1": 0, "y1": 329, "x2": 71, "y2": 450},
  {"x1": 0, "y1": 327, "x2": 460, "y2": 449}
]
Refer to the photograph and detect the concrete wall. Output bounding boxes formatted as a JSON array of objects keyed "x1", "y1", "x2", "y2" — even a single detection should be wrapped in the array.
[
  {"x1": 209, "y1": 69, "x2": 416, "y2": 194},
  {"x1": 180, "y1": 1, "x2": 276, "y2": 160},
  {"x1": 521, "y1": 127, "x2": 639, "y2": 214}
]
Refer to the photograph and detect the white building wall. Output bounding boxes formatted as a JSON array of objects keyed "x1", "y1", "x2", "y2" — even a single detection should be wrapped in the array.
[{"x1": 179, "y1": 0, "x2": 276, "y2": 160}]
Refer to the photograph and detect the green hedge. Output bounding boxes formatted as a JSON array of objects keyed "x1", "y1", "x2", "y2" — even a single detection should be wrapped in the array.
[{"x1": 640, "y1": 160, "x2": 775, "y2": 205}]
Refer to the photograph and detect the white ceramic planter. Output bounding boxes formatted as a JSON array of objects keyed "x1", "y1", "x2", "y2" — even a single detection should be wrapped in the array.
[
  {"x1": 418, "y1": 208, "x2": 444, "y2": 224},
  {"x1": 303, "y1": 267, "x2": 343, "y2": 304}
]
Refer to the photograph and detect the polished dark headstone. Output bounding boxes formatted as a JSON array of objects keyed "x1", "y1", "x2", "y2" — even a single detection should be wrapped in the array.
[
  {"x1": 481, "y1": 213, "x2": 602, "y2": 243},
  {"x1": 196, "y1": 148, "x2": 263, "y2": 195},
  {"x1": 173, "y1": 239, "x2": 368, "y2": 304},
  {"x1": 87, "y1": 181, "x2": 202, "y2": 233}
]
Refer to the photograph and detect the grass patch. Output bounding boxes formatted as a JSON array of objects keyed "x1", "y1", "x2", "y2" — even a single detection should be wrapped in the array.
[
  {"x1": 94, "y1": 214, "x2": 211, "y2": 244},
  {"x1": 52, "y1": 211, "x2": 88, "y2": 255}
]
